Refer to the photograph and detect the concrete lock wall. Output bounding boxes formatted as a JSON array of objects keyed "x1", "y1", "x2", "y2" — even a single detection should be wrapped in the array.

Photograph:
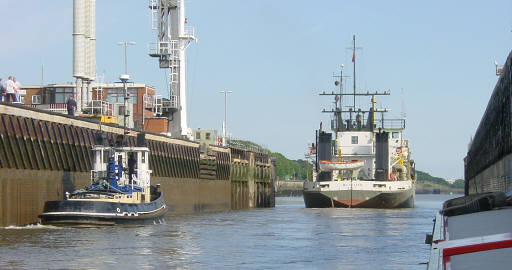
[
  {"x1": 0, "y1": 104, "x2": 274, "y2": 226},
  {"x1": 466, "y1": 153, "x2": 512, "y2": 195}
]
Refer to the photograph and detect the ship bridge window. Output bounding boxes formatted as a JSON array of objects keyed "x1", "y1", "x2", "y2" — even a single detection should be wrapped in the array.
[
  {"x1": 351, "y1": 136, "x2": 358, "y2": 144},
  {"x1": 392, "y1": 132, "x2": 399, "y2": 139}
]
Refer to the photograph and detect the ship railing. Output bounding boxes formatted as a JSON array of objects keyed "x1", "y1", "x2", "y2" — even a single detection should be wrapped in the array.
[
  {"x1": 375, "y1": 119, "x2": 405, "y2": 130},
  {"x1": 91, "y1": 169, "x2": 151, "y2": 188},
  {"x1": 90, "y1": 170, "x2": 107, "y2": 183}
]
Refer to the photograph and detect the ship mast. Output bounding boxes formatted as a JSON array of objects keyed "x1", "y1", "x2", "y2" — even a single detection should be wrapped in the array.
[
  {"x1": 352, "y1": 35, "x2": 356, "y2": 108},
  {"x1": 319, "y1": 36, "x2": 391, "y2": 132}
]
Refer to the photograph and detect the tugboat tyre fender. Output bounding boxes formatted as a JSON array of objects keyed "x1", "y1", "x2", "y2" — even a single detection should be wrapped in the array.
[{"x1": 440, "y1": 192, "x2": 506, "y2": 216}]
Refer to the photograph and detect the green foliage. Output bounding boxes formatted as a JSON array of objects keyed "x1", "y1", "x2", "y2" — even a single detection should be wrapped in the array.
[
  {"x1": 416, "y1": 170, "x2": 450, "y2": 186},
  {"x1": 451, "y1": 179, "x2": 465, "y2": 189},
  {"x1": 417, "y1": 170, "x2": 465, "y2": 189},
  {"x1": 270, "y1": 152, "x2": 308, "y2": 180}
]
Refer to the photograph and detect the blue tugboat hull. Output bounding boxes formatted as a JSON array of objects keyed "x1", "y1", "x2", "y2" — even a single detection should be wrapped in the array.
[{"x1": 39, "y1": 192, "x2": 168, "y2": 227}]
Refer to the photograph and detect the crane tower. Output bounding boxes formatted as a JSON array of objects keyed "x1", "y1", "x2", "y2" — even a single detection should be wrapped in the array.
[{"x1": 149, "y1": 0, "x2": 196, "y2": 138}]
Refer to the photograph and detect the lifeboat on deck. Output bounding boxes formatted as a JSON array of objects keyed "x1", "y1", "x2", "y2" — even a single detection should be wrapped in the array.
[{"x1": 318, "y1": 160, "x2": 365, "y2": 171}]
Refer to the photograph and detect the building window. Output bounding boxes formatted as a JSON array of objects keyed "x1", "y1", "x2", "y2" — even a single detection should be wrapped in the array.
[
  {"x1": 128, "y1": 88, "x2": 137, "y2": 104},
  {"x1": 195, "y1": 132, "x2": 201, "y2": 140},
  {"x1": 55, "y1": 87, "x2": 74, "y2": 104},
  {"x1": 106, "y1": 87, "x2": 137, "y2": 104},
  {"x1": 32, "y1": 95, "x2": 42, "y2": 104},
  {"x1": 206, "y1": 132, "x2": 211, "y2": 140},
  {"x1": 145, "y1": 94, "x2": 153, "y2": 107},
  {"x1": 351, "y1": 136, "x2": 358, "y2": 144},
  {"x1": 392, "y1": 132, "x2": 399, "y2": 139}
]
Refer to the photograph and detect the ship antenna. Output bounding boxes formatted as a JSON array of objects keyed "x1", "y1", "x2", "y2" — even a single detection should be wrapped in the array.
[
  {"x1": 348, "y1": 35, "x2": 362, "y2": 109},
  {"x1": 352, "y1": 35, "x2": 356, "y2": 108}
]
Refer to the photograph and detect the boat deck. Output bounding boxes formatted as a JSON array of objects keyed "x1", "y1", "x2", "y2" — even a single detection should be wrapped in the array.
[{"x1": 428, "y1": 206, "x2": 512, "y2": 270}]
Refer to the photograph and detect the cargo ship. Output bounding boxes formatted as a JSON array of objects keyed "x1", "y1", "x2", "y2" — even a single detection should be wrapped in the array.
[
  {"x1": 303, "y1": 36, "x2": 416, "y2": 208},
  {"x1": 426, "y1": 51, "x2": 512, "y2": 269}
]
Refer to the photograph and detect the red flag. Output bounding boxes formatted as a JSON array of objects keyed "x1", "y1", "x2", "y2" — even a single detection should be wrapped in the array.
[{"x1": 352, "y1": 51, "x2": 355, "y2": 63}]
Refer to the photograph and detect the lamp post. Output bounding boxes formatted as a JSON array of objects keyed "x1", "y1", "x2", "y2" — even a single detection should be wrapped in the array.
[
  {"x1": 220, "y1": 90, "x2": 232, "y2": 147},
  {"x1": 120, "y1": 74, "x2": 130, "y2": 134},
  {"x1": 117, "y1": 41, "x2": 136, "y2": 74}
]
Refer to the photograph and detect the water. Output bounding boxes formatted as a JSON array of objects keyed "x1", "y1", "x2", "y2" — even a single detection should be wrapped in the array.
[{"x1": 0, "y1": 194, "x2": 457, "y2": 270}]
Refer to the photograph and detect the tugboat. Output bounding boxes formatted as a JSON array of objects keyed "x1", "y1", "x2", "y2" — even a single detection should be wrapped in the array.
[
  {"x1": 303, "y1": 35, "x2": 416, "y2": 208},
  {"x1": 39, "y1": 133, "x2": 167, "y2": 226}
]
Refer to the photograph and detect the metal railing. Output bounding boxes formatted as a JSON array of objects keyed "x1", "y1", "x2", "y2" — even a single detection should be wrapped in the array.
[
  {"x1": 148, "y1": 40, "x2": 179, "y2": 58},
  {"x1": 30, "y1": 104, "x2": 68, "y2": 114},
  {"x1": 227, "y1": 138, "x2": 271, "y2": 154},
  {"x1": 375, "y1": 119, "x2": 406, "y2": 130},
  {"x1": 161, "y1": 95, "x2": 179, "y2": 111},
  {"x1": 83, "y1": 100, "x2": 114, "y2": 116},
  {"x1": 181, "y1": 26, "x2": 195, "y2": 40}
]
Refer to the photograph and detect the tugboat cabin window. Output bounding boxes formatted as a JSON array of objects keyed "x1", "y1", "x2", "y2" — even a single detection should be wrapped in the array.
[
  {"x1": 392, "y1": 132, "x2": 399, "y2": 139},
  {"x1": 206, "y1": 132, "x2": 211, "y2": 140},
  {"x1": 103, "y1": 150, "x2": 109, "y2": 163},
  {"x1": 195, "y1": 132, "x2": 200, "y2": 140},
  {"x1": 351, "y1": 136, "x2": 358, "y2": 144}
]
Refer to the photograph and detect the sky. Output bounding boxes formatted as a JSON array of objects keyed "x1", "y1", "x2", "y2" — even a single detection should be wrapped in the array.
[{"x1": 2, "y1": 0, "x2": 512, "y2": 179}]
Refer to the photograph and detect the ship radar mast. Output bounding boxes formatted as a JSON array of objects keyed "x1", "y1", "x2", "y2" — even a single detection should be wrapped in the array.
[
  {"x1": 149, "y1": 0, "x2": 196, "y2": 138},
  {"x1": 319, "y1": 36, "x2": 392, "y2": 132}
]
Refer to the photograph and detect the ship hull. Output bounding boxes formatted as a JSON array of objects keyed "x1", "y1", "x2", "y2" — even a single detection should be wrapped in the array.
[
  {"x1": 39, "y1": 192, "x2": 168, "y2": 227},
  {"x1": 303, "y1": 180, "x2": 415, "y2": 208}
]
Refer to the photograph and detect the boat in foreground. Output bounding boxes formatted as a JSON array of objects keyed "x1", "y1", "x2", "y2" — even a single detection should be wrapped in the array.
[
  {"x1": 426, "y1": 50, "x2": 512, "y2": 269},
  {"x1": 426, "y1": 192, "x2": 512, "y2": 269},
  {"x1": 303, "y1": 36, "x2": 415, "y2": 208},
  {"x1": 39, "y1": 133, "x2": 168, "y2": 226}
]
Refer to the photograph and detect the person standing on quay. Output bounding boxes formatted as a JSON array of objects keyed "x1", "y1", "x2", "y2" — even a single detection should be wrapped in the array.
[
  {"x1": 66, "y1": 95, "x2": 77, "y2": 116},
  {"x1": 4, "y1": 76, "x2": 16, "y2": 103},
  {"x1": 13, "y1": 77, "x2": 21, "y2": 103},
  {"x1": 0, "y1": 78, "x2": 5, "y2": 102}
]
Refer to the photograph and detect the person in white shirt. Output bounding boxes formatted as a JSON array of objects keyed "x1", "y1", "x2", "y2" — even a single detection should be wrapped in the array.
[
  {"x1": 5, "y1": 76, "x2": 15, "y2": 103},
  {"x1": 13, "y1": 77, "x2": 21, "y2": 103},
  {"x1": 0, "y1": 78, "x2": 4, "y2": 102}
]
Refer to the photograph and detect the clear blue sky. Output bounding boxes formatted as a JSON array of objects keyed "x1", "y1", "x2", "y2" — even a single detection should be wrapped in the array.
[{"x1": 2, "y1": 0, "x2": 512, "y2": 179}]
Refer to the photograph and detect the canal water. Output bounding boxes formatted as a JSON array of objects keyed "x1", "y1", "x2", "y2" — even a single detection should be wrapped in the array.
[{"x1": 0, "y1": 194, "x2": 456, "y2": 269}]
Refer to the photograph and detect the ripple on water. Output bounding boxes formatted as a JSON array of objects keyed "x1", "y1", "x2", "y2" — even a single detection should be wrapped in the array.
[{"x1": 0, "y1": 195, "x2": 451, "y2": 270}]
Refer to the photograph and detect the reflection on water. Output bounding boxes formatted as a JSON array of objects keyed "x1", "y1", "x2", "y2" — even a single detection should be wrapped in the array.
[{"x1": 0, "y1": 194, "x2": 457, "y2": 269}]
